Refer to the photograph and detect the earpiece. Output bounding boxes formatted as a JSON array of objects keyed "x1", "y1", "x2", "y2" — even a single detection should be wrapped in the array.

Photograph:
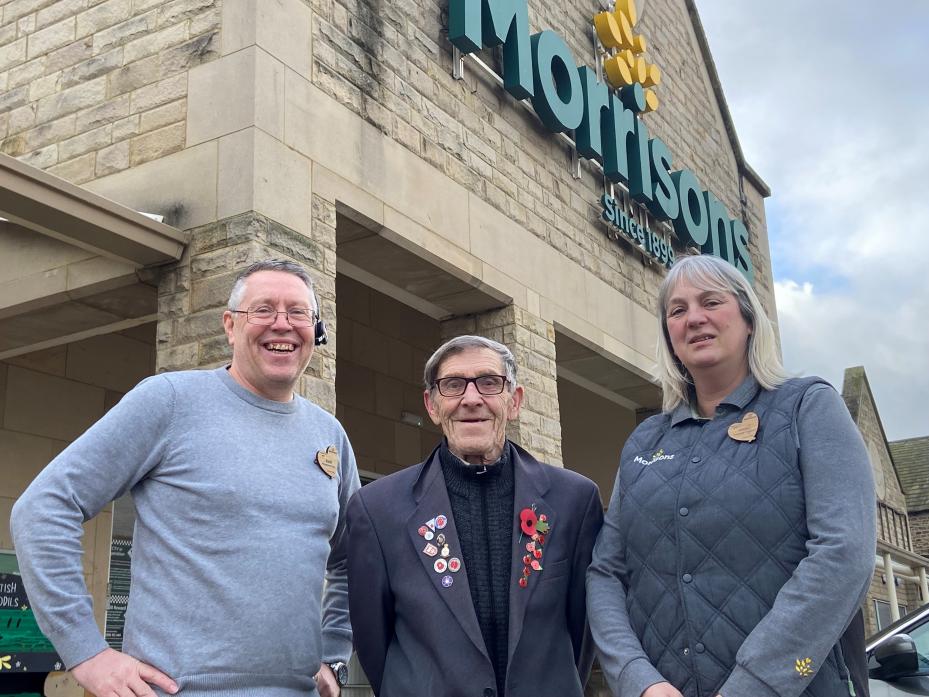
[
  {"x1": 314, "y1": 319, "x2": 328, "y2": 346},
  {"x1": 312, "y1": 287, "x2": 328, "y2": 346}
]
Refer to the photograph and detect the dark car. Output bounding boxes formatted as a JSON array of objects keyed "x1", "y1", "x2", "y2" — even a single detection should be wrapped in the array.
[{"x1": 868, "y1": 603, "x2": 929, "y2": 695}]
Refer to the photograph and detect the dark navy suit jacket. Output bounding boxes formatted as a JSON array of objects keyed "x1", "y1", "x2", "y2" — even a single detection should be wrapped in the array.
[{"x1": 346, "y1": 441, "x2": 603, "y2": 697}]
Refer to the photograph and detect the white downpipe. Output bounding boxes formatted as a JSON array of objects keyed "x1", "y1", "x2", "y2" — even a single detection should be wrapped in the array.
[{"x1": 884, "y1": 552, "x2": 900, "y2": 621}]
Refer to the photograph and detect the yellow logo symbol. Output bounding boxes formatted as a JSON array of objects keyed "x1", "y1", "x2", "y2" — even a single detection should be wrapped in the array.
[
  {"x1": 593, "y1": 0, "x2": 661, "y2": 112},
  {"x1": 795, "y1": 657, "x2": 813, "y2": 677}
]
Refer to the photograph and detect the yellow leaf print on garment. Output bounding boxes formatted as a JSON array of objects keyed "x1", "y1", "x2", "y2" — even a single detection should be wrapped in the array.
[{"x1": 795, "y1": 657, "x2": 813, "y2": 677}]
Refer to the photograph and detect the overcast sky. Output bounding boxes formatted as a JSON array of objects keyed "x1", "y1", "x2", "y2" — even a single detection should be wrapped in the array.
[{"x1": 694, "y1": 1, "x2": 929, "y2": 441}]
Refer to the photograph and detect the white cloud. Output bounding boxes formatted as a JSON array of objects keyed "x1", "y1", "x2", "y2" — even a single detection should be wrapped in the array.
[
  {"x1": 697, "y1": 1, "x2": 929, "y2": 439},
  {"x1": 774, "y1": 279, "x2": 929, "y2": 441}
]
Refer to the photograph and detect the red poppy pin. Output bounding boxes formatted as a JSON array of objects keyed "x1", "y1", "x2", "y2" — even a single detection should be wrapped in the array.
[{"x1": 517, "y1": 505, "x2": 551, "y2": 588}]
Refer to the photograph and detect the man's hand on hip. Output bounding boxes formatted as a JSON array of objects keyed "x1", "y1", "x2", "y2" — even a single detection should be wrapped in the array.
[
  {"x1": 71, "y1": 648, "x2": 178, "y2": 696},
  {"x1": 314, "y1": 663, "x2": 340, "y2": 697}
]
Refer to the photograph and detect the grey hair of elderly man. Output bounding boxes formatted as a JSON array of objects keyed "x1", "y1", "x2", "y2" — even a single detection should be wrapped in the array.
[{"x1": 422, "y1": 335, "x2": 518, "y2": 392}]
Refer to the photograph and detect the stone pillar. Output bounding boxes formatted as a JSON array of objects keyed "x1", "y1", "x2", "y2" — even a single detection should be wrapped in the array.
[
  {"x1": 440, "y1": 304, "x2": 563, "y2": 467},
  {"x1": 884, "y1": 551, "x2": 900, "y2": 622},
  {"x1": 155, "y1": 210, "x2": 337, "y2": 413},
  {"x1": 919, "y1": 566, "x2": 929, "y2": 607}
]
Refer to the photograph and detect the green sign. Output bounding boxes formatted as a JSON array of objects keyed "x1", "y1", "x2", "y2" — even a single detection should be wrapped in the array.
[
  {"x1": 448, "y1": 0, "x2": 755, "y2": 281},
  {"x1": 601, "y1": 194, "x2": 674, "y2": 268},
  {"x1": 1, "y1": 554, "x2": 62, "y2": 675}
]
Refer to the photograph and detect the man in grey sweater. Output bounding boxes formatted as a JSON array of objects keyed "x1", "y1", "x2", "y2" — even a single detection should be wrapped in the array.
[{"x1": 11, "y1": 259, "x2": 360, "y2": 697}]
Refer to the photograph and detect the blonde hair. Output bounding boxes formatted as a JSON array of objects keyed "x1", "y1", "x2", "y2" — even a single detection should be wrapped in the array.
[{"x1": 656, "y1": 255, "x2": 787, "y2": 412}]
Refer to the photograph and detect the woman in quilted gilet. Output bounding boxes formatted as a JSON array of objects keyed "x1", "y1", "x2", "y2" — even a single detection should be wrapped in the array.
[{"x1": 587, "y1": 254, "x2": 876, "y2": 697}]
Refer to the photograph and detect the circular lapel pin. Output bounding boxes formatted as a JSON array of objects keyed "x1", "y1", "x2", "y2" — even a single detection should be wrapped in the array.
[
  {"x1": 441, "y1": 575, "x2": 453, "y2": 588},
  {"x1": 424, "y1": 531, "x2": 434, "y2": 541},
  {"x1": 435, "y1": 515, "x2": 448, "y2": 529},
  {"x1": 434, "y1": 558, "x2": 448, "y2": 573},
  {"x1": 448, "y1": 557, "x2": 461, "y2": 572},
  {"x1": 418, "y1": 525, "x2": 428, "y2": 537}
]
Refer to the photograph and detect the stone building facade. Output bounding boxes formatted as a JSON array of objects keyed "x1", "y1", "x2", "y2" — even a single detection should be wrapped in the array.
[
  {"x1": 841, "y1": 367, "x2": 929, "y2": 635},
  {"x1": 891, "y1": 436, "x2": 929, "y2": 558},
  {"x1": 2, "y1": 0, "x2": 778, "y2": 694}
]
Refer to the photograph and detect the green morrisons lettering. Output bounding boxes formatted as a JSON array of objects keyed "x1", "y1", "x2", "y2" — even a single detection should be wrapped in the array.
[{"x1": 447, "y1": 0, "x2": 755, "y2": 281}]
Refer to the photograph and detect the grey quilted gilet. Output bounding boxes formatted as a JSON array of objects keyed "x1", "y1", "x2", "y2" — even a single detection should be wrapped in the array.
[{"x1": 616, "y1": 376, "x2": 856, "y2": 697}]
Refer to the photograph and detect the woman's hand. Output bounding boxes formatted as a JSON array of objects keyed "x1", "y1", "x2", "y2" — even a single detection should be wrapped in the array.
[{"x1": 642, "y1": 682, "x2": 684, "y2": 697}]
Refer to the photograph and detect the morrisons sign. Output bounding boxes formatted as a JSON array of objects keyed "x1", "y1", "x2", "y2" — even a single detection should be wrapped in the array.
[{"x1": 448, "y1": 0, "x2": 755, "y2": 280}]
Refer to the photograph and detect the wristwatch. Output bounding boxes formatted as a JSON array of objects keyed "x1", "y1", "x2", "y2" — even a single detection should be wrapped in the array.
[{"x1": 327, "y1": 661, "x2": 348, "y2": 687}]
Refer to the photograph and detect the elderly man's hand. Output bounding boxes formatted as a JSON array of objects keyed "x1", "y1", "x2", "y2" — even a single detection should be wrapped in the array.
[
  {"x1": 641, "y1": 682, "x2": 684, "y2": 697},
  {"x1": 71, "y1": 647, "x2": 177, "y2": 696},
  {"x1": 315, "y1": 662, "x2": 341, "y2": 697}
]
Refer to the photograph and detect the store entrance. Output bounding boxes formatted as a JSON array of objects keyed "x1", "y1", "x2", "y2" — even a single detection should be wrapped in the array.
[{"x1": 555, "y1": 330, "x2": 661, "y2": 503}]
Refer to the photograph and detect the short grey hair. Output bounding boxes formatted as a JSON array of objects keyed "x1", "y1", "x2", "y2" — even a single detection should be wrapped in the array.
[
  {"x1": 423, "y1": 335, "x2": 518, "y2": 393},
  {"x1": 227, "y1": 259, "x2": 317, "y2": 312},
  {"x1": 656, "y1": 254, "x2": 787, "y2": 412}
]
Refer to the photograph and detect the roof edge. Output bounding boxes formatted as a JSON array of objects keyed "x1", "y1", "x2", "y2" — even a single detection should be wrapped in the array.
[
  {"x1": 0, "y1": 153, "x2": 188, "y2": 266},
  {"x1": 683, "y1": 1, "x2": 772, "y2": 199}
]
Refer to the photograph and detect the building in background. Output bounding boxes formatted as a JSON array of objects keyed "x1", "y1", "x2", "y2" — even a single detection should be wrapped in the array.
[
  {"x1": 841, "y1": 366, "x2": 929, "y2": 634},
  {"x1": 0, "y1": 0, "x2": 867, "y2": 694},
  {"x1": 891, "y1": 436, "x2": 929, "y2": 560}
]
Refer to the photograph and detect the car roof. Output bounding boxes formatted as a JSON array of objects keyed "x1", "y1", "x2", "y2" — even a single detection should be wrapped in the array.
[{"x1": 867, "y1": 603, "x2": 929, "y2": 652}]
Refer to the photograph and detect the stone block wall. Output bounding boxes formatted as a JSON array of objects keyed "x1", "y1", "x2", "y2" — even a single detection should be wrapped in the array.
[
  {"x1": 911, "y1": 511, "x2": 929, "y2": 559},
  {"x1": 844, "y1": 368, "x2": 908, "y2": 516},
  {"x1": 0, "y1": 0, "x2": 220, "y2": 184},
  {"x1": 865, "y1": 567, "x2": 925, "y2": 635},
  {"x1": 310, "y1": 0, "x2": 774, "y2": 318}
]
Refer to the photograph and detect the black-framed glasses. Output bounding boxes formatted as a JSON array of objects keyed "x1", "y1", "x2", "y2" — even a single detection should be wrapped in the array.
[
  {"x1": 433, "y1": 375, "x2": 508, "y2": 397},
  {"x1": 230, "y1": 307, "x2": 317, "y2": 327}
]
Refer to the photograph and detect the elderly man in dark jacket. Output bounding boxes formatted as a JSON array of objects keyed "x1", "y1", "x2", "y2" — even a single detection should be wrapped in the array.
[{"x1": 346, "y1": 335, "x2": 603, "y2": 697}]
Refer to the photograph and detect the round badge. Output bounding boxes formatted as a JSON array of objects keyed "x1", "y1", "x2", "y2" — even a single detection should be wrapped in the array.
[
  {"x1": 424, "y1": 531, "x2": 434, "y2": 541},
  {"x1": 435, "y1": 515, "x2": 448, "y2": 529},
  {"x1": 449, "y1": 557, "x2": 461, "y2": 572},
  {"x1": 441, "y1": 575, "x2": 453, "y2": 588},
  {"x1": 418, "y1": 526, "x2": 428, "y2": 537},
  {"x1": 434, "y1": 558, "x2": 448, "y2": 573}
]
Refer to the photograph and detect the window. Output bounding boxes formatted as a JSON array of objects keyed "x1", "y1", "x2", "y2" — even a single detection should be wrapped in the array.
[
  {"x1": 875, "y1": 599, "x2": 909, "y2": 630},
  {"x1": 912, "y1": 613, "x2": 929, "y2": 674}
]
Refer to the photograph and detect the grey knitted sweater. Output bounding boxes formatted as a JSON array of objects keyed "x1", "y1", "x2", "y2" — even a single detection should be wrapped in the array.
[{"x1": 11, "y1": 367, "x2": 360, "y2": 696}]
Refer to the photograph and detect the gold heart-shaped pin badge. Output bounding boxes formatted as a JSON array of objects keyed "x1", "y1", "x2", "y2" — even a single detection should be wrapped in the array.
[
  {"x1": 316, "y1": 445, "x2": 339, "y2": 478},
  {"x1": 727, "y1": 412, "x2": 759, "y2": 442}
]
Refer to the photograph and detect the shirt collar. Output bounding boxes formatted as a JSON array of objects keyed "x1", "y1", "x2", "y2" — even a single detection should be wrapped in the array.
[{"x1": 670, "y1": 374, "x2": 761, "y2": 426}]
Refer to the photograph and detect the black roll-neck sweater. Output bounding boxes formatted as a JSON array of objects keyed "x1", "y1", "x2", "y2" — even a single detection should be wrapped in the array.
[{"x1": 439, "y1": 440, "x2": 515, "y2": 697}]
